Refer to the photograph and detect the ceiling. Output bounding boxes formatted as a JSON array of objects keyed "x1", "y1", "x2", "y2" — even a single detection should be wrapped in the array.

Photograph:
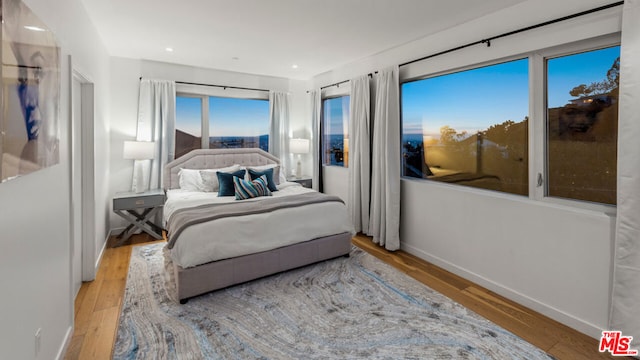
[{"x1": 80, "y1": 0, "x2": 526, "y2": 80}]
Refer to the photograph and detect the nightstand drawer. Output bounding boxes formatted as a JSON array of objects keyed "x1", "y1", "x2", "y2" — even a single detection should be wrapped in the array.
[{"x1": 113, "y1": 190, "x2": 165, "y2": 210}]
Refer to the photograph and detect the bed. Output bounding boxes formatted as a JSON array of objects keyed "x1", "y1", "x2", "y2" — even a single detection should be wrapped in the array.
[{"x1": 163, "y1": 148, "x2": 355, "y2": 303}]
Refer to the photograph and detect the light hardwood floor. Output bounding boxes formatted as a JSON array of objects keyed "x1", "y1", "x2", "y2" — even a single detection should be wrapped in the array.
[{"x1": 64, "y1": 233, "x2": 619, "y2": 359}]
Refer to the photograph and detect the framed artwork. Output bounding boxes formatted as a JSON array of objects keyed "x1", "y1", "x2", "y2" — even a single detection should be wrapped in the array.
[{"x1": 1, "y1": 0, "x2": 60, "y2": 182}]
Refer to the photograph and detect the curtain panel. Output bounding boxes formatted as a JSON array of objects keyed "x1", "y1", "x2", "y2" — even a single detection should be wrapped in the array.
[
  {"x1": 348, "y1": 75, "x2": 371, "y2": 234},
  {"x1": 369, "y1": 66, "x2": 401, "y2": 251},
  {"x1": 269, "y1": 91, "x2": 290, "y2": 173},
  {"x1": 609, "y1": 0, "x2": 640, "y2": 349},
  {"x1": 134, "y1": 79, "x2": 176, "y2": 192},
  {"x1": 310, "y1": 90, "x2": 322, "y2": 191}
]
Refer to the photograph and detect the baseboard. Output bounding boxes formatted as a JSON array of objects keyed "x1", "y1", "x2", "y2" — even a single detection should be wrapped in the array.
[
  {"x1": 55, "y1": 325, "x2": 73, "y2": 360},
  {"x1": 401, "y1": 242, "x2": 604, "y2": 340},
  {"x1": 110, "y1": 226, "x2": 126, "y2": 235},
  {"x1": 94, "y1": 231, "x2": 110, "y2": 275}
]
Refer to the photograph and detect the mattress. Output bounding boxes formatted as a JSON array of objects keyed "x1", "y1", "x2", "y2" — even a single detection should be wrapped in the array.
[{"x1": 164, "y1": 182, "x2": 355, "y2": 268}]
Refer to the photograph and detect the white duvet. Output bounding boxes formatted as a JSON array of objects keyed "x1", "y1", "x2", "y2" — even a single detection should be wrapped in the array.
[{"x1": 164, "y1": 182, "x2": 355, "y2": 268}]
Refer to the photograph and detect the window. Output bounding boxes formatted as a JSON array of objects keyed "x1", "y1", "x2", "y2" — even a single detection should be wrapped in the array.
[
  {"x1": 401, "y1": 59, "x2": 529, "y2": 196},
  {"x1": 546, "y1": 46, "x2": 620, "y2": 205},
  {"x1": 175, "y1": 95, "x2": 270, "y2": 159},
  {"x1": 400, "y1": 36, "x2": 621, "y2": 207},
  {"x1": 322, "y1": 96, "x2": 350, "y2": 167}
]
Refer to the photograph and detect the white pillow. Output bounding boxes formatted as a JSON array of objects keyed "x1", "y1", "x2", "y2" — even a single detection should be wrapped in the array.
[
  {"x1": 246, "y1": 164, "x2": 282, "y2": 185},
  {"x1": 278, "y1": 165, "x2": 288, "y2": 184},
  {"x1": 199, "y1": 164, "x2": 241, "y2": 192},
  {"x1": 178, "y1": 168, "x2": 204, "y2": 191}
]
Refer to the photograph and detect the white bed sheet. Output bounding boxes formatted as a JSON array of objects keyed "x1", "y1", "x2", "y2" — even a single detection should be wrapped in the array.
[{"x1": 164, "y1": 182, "x2": 355, "y2": 268}]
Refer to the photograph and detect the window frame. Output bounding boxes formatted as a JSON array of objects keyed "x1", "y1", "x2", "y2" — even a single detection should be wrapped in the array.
[
  {"x1": 320, "y1": 85, "x2": 351, "y2": 168},
  {"x1": 175, "y1": 84, "x2": 270, "y2": 156},
  {"x1": 534, "y1": 35, "x2": 620, "y2": 212},
  {"x1": 400, "y1": 55, "x2": 530, "y2": 197},
  {"x1": 399, "y1": 33, "x2": 620, "y2": 213}
]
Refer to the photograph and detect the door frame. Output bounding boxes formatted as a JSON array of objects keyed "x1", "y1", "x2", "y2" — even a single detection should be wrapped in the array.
[{"x1": 69, "y1": 57, "x2": 96, "y2": 289}]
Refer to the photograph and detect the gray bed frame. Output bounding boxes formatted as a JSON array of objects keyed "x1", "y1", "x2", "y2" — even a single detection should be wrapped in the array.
[{"x1": 164, "y1": 148, "x2": 352, "y2": 303}]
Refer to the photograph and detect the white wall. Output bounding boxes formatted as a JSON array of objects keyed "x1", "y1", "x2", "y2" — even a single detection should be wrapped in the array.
[
  {"x1": 0, "y1": 0, "x2": 110, "y2": 359},
  {"x1": 323, "y1": 166, "x2": 349, "y2": 202},
  {"x1": 108, "y1": 58, "x2": 299, "y2": 229},
  {"x1": 310, "y1": 0, "x2": 621, "y2": 338}
]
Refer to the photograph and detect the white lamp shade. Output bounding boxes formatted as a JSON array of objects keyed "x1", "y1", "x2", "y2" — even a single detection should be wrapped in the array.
[
  {"x1": 123, "y1": 141, "x2": 155, "y2": 160},
  {"x1": 290, "y1": 138, "x2": 309, "y2": 154}
]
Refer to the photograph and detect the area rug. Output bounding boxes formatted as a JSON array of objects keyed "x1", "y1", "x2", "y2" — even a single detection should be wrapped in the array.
[{"x1": 113, "y1": 243, "x2": 554, "y2": 359}]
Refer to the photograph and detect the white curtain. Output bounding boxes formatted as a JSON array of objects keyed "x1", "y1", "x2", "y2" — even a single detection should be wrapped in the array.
[
  {"x1": 347, "y1": 75, "x2": 371, "y2": 234},
  {"x1": 310, "y1": 89, "x2": 321, "y2": 191},
  {"x1": 609, "y1": 0, "x2": 640, "y2": 349},
  {"x1": 368, "y1": 66, "x2": 401, "y2": 251},
  {"x1": 269, "y1": 91, "x2": 290, "y2": 172},
  {"x1": 134, "y1": 79, "x2": 176, "y2": 192}
]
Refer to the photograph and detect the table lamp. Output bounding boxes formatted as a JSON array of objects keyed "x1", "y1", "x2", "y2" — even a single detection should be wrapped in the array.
[
  {"x1": 123, "y1": 140, "x2": 155, "y2": 192},
  {"x1": 289, "y1": 138, "x2": 309, "y2": 178}
]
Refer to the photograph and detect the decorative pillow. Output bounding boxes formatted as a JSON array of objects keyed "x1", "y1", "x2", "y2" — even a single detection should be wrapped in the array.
[
  {"x1": 248, "y1": 168, "x2": 278, "y2": 192},
  {"x1": 247, "y1": 164, "x2": 282, "y2": 185},
  {"x1": 178, "y1": 168, "x2": 205, "y2": 191},
  {"x1": 200, "y1": 164, "x2": 241, "y2": 192},
  {"x1": 234, "y1": 175, "x2": 272, "y2": 200},
  {"x1": 217, "y1": 169, "x2": 247, "y2": 197}
]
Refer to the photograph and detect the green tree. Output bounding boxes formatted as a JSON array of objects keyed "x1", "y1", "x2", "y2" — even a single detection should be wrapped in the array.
[
  {"x1": 440, "y1": 126, "x2": 457, "y2": 144},
  {"x1": 569, "y1": 56, "x2": 620, "y2": 98}
]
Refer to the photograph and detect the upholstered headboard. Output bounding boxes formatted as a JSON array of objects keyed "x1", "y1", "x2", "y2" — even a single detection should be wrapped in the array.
[{"x1": 164, "y1": 148, "x2": 280, "y2": 190}]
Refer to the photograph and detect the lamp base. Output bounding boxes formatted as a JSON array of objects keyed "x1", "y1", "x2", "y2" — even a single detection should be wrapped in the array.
[
  {"x1": 132, "y1": 160, "x2": 149, "y2": 193},
  {"x1": 296, "y1": 159, "x2": 302, "y2": 179}
]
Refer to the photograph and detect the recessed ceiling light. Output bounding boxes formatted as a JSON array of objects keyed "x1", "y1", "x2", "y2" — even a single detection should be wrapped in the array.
[
  {"x1": 165, "y1": 47, "x2": 174, "y2": 52},
  {"x1": 292, "y1": 64, "x2": 299, "y2": 69},
  {"x1": 24, "y1": 25, "x2": 46, "y2": 32}
]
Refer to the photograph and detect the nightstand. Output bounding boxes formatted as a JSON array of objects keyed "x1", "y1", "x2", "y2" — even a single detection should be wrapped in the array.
[
  {"x1": 288, "y1": 177, "x2": 312, "y2": 188},
  {"x1": 113, "y1": 189, "x2": 165, "y2": 246}
]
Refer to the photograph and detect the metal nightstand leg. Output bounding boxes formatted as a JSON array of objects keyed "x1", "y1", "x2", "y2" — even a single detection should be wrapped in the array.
[{"x1": 114, "y1": 207, "x2": 163, "y2": 246}]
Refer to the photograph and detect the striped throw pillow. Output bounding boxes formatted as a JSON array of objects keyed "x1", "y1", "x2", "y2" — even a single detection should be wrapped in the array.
[{"x1": 233, "y1": 175, "x2": 272, "y2": 200}]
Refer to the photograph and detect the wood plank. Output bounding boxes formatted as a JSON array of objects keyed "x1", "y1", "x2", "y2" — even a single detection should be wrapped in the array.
[
  {"x1": 460, "y1": 286, "x2": 559, "y2": 350},
  {"x1": 94, "y1": 279, "x2": 125, "y2": 312},
  {"x1": 74, "y1": 284, "x2": 88, "y2": 317},
  {"x1": 77, "y1": 306, "x2": 120, "y2": 360},
  {"x1": 63, "y1": 334, "x2": 83, "y2": 360},
  {"x1": 549, "y1": 339, "x2": 619, "y2": 360},
  {"x1": 72, "y1": 275, "x2": 103, "y2": 337}
]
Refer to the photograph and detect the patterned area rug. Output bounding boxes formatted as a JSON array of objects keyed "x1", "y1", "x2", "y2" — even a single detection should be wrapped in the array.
[{"x1": 113, "y1": 243, "x2": 554, "y2": 359}]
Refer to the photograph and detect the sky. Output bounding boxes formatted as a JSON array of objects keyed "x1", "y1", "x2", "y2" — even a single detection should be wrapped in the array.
[
  {"x1": 547, "y1": 46, "x2": 619, "y2": 108},
  {"x1": 323, "y1": 96, "x2": 350, "y2": 136},
  {"x1": 176, "y1": 96, "x2": 270, "y2": 137},
  {"x1": 402, "y1": 45, "x2": 620, "y2": 139}
]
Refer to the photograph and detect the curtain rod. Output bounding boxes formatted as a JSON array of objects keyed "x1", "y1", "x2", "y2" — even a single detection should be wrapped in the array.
[
  {"x1": 308, "y1": 1, "x2": 623, "y2": 93},
  {"x1": 399, "y1": 1, "x2": 623, "y2": 67},
  {"x1": 307, "y1": 72, "x2": 377, "y2": 93},
  {"x1": 320, "y1": 79, "x2": 350, "y2": 91},
  {"x1": 139, "y1": 77, "x2": 270, "y2": 93}
]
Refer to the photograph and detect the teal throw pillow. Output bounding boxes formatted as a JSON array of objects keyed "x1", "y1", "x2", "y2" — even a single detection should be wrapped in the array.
[
  {"x1": 248, "y1": 168, "x2": 278, "y2": 192},
  {"x1": 217, "y1": 169, "x2": 246, "y2": 197}
]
